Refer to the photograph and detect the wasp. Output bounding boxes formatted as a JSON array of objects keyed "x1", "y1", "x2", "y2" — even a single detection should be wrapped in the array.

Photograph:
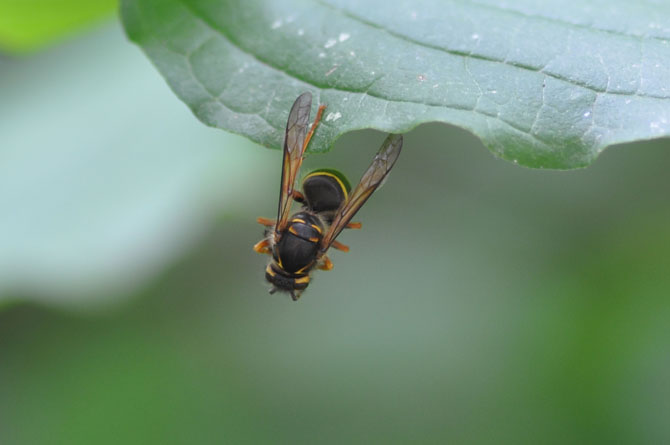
[{"x1": 253, "y1": 92, "x2": 402, "y2": 300}]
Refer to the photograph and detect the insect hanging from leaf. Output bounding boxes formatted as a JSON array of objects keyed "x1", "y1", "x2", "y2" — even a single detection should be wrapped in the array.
[{"x1": 253, "y1": 92, "x2": 403, "y2": 301}]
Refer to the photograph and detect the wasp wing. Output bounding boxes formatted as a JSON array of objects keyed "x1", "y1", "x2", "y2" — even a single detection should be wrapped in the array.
[
  {"x1": 275, "y1": 92, "x2": 312, "y2": 236},
  {"x1": 319, "y1": 134, "x2": 403, "y2": 254}
]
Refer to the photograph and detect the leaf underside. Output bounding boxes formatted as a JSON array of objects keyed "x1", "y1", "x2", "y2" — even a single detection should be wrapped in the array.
[{"x1": 121, "y1": 0, "x2": 670, "y2": 169}]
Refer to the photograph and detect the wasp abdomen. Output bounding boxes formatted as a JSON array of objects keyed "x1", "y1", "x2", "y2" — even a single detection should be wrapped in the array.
[{"x1": 302, "y1": 170, "x2": 350, "y2": 224}]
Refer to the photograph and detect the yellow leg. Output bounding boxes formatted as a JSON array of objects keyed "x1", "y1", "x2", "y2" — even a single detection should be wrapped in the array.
[
  {"x1": 253, "y1": 239, "x2": 271, "y2": 254},
  {"x1": 292, "y1": 190, "x2": 305, "y2": 202},
  {"x1": 331, "y1": 240, "x2": 349, "y2": 252},
  {"x1": 317, "y1": 255, "x2": 334, "y2": 270},
  {"x1": 257, "y1": 217, "x2": 275, "y2": 227}
]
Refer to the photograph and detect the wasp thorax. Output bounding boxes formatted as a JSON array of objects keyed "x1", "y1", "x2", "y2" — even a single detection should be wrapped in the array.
[{"x1": 272, "y1": 212, "x2": 323, "y2": 274}]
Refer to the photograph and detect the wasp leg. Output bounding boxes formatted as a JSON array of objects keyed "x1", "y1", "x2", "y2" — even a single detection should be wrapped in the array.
[
  {"x1": 253, "y1": 239, "x2": 272, "y2": 254},
  {"x1": 302, "y1": 105, "x2": 327, "y2": 152},
  {"x1": 346, "y1": 222, "x2": 362, "y2": 229},
  {"x1": 292, "y1": 190, "x2": 306, "y2": 203},
  {"x1": 257, "y1": 217, "x2": 276, "y2": 227},
  {"x1": 331, "y1": 240, "x2": 350, "y2": 252},
  {"x1": 317, "y1": 255, "x2": 334, "y2": 270}
]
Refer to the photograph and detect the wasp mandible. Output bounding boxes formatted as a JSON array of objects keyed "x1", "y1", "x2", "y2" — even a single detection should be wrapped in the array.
[{"x1": 254, "y1": 92, "x2": 402, "y2": 300}]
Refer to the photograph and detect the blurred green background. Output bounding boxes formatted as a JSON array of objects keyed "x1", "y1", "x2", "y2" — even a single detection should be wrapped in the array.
[{"x1": 1, "y1": 6, "x2": 670, "y2": 445}]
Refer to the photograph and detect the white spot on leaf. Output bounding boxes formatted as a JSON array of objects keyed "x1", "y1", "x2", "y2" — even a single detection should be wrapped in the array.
[
  {"x1": 271, "y1": 19, "x2": 282, "y2": 29},
  {"x1": 339, "y1": 33, "x2": 350, "y2": 42},
  {"x1": 324, "y1": 39, "x2": 337, "y2": 48},
  {"x1": 325, "y1": 112, "x2": 342, "y2": 122}
]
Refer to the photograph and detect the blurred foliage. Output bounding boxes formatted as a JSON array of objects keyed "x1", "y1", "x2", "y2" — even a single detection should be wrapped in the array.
[
  {"x1": 2, "y1": 132, "x2": 670, "y2": 443},
  {"x1": 0, "y1": 0, "x2": 116, "y2": 52},
  {"x1": 1, "y1": 13, "x2": 670, "y2": 445}
]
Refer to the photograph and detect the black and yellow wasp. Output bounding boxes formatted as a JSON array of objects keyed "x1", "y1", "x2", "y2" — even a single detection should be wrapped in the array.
[{"x1": 254, "y1": 92, "x2": 402, "y2": 300}]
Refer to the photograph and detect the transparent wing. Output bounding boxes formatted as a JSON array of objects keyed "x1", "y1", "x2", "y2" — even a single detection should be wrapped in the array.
[
  {"x1": 319, "y1": 134, "x2": 403, "y2": 254},
  {"x1": 275, "y1": 92, "x2": 312, "y2": 235}
]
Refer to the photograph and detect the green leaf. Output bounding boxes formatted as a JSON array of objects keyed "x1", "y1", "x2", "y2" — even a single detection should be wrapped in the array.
[
  {"x1": 0, "y1": 0, "x2": 117, "y2": 52},
  {"x1": 121, "y1": 0, "x2": 670, "y2": 169}
]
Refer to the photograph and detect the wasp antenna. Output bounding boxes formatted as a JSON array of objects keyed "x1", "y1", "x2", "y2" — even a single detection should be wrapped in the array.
[{"x1": 269, "y1": 287, "x2": 278, "y2": 295}]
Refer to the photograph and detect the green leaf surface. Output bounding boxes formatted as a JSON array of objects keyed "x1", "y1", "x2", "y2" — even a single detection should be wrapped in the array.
[
  {"x1": 121, "y1": 0, "x2": 670, "y2": 169},
  {"x1": 0, "y1": 0, "x2": 117, "y2": 52}
]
